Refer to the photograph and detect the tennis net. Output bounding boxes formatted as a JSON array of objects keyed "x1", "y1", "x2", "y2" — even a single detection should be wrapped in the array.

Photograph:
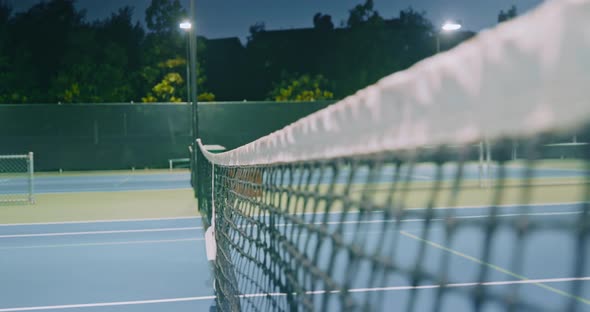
[
  {"x1": 196, "y1": 1, "x2": 590, "y2": 311},
  {"x1": 0, "y1": 152, "x2": 34, "y2": 204}
]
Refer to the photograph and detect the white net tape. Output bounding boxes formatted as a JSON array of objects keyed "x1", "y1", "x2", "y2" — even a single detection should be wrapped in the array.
[{"x1": 200, "y1": 0, "x2": 590, "y2": 166}]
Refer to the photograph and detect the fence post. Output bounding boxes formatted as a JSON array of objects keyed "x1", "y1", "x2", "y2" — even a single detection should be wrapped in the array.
[{"x1": 28, "y1": 152, "x2": 35, "y2": 204}]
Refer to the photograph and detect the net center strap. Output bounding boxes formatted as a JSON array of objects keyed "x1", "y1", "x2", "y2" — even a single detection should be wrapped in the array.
[{"x1": 204, "y1": 164, "x2": 217, "y2": 261}]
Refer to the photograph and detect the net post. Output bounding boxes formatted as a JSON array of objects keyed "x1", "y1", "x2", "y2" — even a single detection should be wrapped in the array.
[
  {"x1": 511, "y1": 141, "x2": 518, "y2": 160},
  {"x1": 478, "y1": 141, "x2": 484, "y2": 187},
  {"x1": 485, "y1": 139, "x2": 492, "y2": 187},
  {"x1": 28, "y1": 152, "x2": 34, "y2": 204}
]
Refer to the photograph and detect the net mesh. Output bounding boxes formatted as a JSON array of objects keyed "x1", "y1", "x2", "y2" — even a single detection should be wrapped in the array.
[
  {"x1": 197, "y1": 132, "x2": 590, "y2": 312},
  {"x1": 195, "y1": 1, "x2": 590, "y2": 310},
  {"x1": 0, "y1": 154, "x2": 34, "y2": 204}
]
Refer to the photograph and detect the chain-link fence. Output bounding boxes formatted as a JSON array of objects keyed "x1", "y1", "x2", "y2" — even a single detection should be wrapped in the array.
[{"x1": 0, "y1": 153, "x2": 34, "y2": 204}]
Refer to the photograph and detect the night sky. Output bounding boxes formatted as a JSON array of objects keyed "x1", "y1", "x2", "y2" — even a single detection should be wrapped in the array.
[{"x1": 8, "y1": 0, "x2": 544, "y2": 40}]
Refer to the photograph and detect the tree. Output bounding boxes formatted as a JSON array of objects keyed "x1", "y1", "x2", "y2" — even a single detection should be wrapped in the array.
[
  {"x1": 396, "y1": 7, "x2": 434, "y2": 65},
  {"x1": 0, "y1": 1, "x2": 15, "y2": 102},
  {"x1": 498, "y1": 5, "x2": 518, "y2": 23},
  {"x1": 143, "y1": 72, "x2": 184, "y2": 102},
  {"x1": 97, "y1": 7, "x2": 145, "y2": 101},
  {"x1": 248, "y1": 22, "x2": 265, "y2": 42},
  {"x1": 145, "y1": 0, "x2": 185, "y2": 35},
  {"x1": 0, "y1": 0, "x2": 450, "y2": 103},
  {"x1": 142, "y1": 39, "x2": 214, "y2": 103},
  {"x1": 198, "y1": 92, "x2": 215, "y2": 102},
  {"x1": 269, "y1": 74, "x2": 334, "y2": 102},
  {"x1": 0, "y1": 1, "x2": 152, "y2": 103},
  {"x1": 141, "y1": 48, "x2": 212, "y2": 103},
  {"x1": 346, "y1": 0, "x2": 383, "y2": 28},
  {"x1": 142, "y1": 0, "x2": 213, "y2": 103},
  {"x1": 8, "y1": 0, "x2": 86, "y2": 102},
  {"x1": 0, "y1": 0, "x2": 220, "y2": 103},
  {"x1": 98, "y1": 7, "x2": 144, "y2": 73},
  {"x1": 313, "y1": 13, "x2": 334, "y2": 30},
  {"x1": 50, "y1": 7, "x2": 145, "y2": 103},
  {"x1": 142, "y1": 57, "x2": 185, "y2": 102},
  {"x1": 142, "y1": 0, "x2": 185, "y2": 76},
  {"x1": 399, "y1": 7, "x2": 432, "y2": 29},
  {"x1": 0, "y1": 0, "x2": 9, "y2": 24}
]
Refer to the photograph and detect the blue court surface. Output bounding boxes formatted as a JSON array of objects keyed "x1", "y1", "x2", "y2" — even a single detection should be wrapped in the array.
[
  {"x1": 0, "y1": 172, "x2": 191, "y2": 194},
  {"x1": 1, "y1": 202, "x2": 589, "y2": 311},
  {"x1": 0, "y1": 164, "x2": 585, "y2": 195}
]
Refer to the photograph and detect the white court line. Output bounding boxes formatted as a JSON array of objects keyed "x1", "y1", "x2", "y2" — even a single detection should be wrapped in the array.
[
  {"x1": 0, "y1": 202, "x2": 583, "y2": 228},
  {"x1": 0, "y1": 204, "x2": 583, "y2": 237},
  {"x1": 33, "y1": 187, "x2": 193, "y2": 196},
  {"x1": 0, "y1": 227, "x2": 202, "y2": 239},
  {"x1": 1, "y1": 276, "x2": 588, "y2": 311},
  {"x1": 409, "y1": 174, "x2": 432, "y2": 180},
  {"x1": 295, "y1": 202, "x2": 586, "y2": 218},
  {"x1": 0, "y1": 211, "x2": 576, "y2": 240},
  {"x1": 320, "y1": 211, "x2": 583, "y2": 226},
  {"x1": 0, "y1": 238, "x2": 204, "y2": 250},
  {"x1": 400, "y1": 232, "x2": 590, "y2": 305},
  {"x1": 113, "y1": 177, "x2": 131, "y2": 187},
  {"x1": 264, "y1": 211, "x2": 582, "y2": 229},
  {"x1": 0, "y1": 216, "x2": 201, "y2": 227},
  {"x1": 305, "y1": 276, "x2": 590, "y2": 295},
  {"x1": 404, "y1": 201, "x2": 587, "y2": 211},
  {"x1": 501, "y1": 164, "x2": 587, "y2": 173},
  {"x1": 0, "y1": 296, "x2": 216, "y2": 312}
]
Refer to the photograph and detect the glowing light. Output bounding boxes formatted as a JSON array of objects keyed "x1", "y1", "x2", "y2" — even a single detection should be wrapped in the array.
[
  {"x1": 179, "y1": 21, "x2": 192, "y2": 30},
  {"x1": 441, "y1": 22, "x2": 462, "y2": 32}
]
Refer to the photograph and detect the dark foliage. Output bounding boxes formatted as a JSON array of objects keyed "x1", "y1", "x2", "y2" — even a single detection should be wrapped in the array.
[
  {"x1": 0, "y1": 0, "x2": 475, "y2": 103},
  {"x1": 498, "y1": 5, "x2": 518, "y2": 23}
]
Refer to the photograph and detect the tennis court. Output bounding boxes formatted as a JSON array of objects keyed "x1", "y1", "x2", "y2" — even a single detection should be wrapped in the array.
[
  {"x1": 0, "y1": 170, "x2": 191, "y2": 195},
  {"x1": 192, "y1": 1, "x2": 590, "y2": 311},
  {"x1": 0, "y1": 164, "x2": 587, "y2": 312},
  {"x1": 0, "y1": 200, "x2": 588, "y2": 311},
  {"x1": 0, "y1": 163, "x2": 585, "y2": 196},
  {"x1": 2, "y1": 0, "x2": 589, "y2": 311}
]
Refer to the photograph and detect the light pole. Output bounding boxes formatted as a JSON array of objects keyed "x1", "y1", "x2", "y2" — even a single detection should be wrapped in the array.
[
  {"x1": 188, "y1": 0, "x2": 198, "y2": 140},
  {"x1": 185, "y1": 0, "x2": 199, "y2": 197},
  {"x1": 437, "y1": 21, "x2": 462, "y2": 53},
  {"x1": 179, "y1": 20, "x2": 192, "y2": 104}
]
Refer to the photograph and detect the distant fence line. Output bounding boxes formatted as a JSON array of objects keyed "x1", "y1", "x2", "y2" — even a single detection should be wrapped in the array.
[{"x1": 0, "y1": 101, "x2": 334, "y2": 171}]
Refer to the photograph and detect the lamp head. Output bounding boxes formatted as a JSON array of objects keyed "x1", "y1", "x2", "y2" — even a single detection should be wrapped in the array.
[
  {"x1": 179, "y1": 21, "x2": 192, "y2": 30},
  {"x1": 441, "y1": 21, "x2": 462, "y2": 32}
]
